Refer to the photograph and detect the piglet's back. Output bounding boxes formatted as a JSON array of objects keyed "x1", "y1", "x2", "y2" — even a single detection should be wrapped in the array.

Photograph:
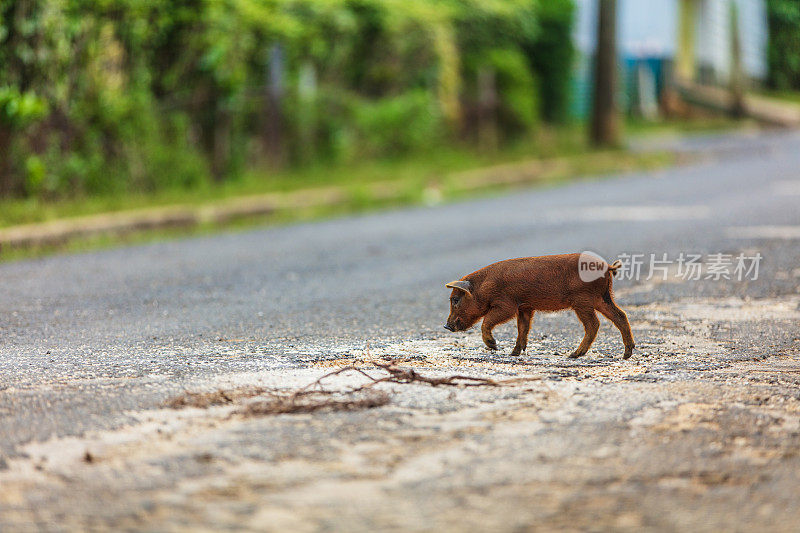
[{"x1": 473, "y1": 254, "x2": 606, "y2": 311}]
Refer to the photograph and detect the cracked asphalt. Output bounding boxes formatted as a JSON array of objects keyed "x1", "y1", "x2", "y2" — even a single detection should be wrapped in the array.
[{"x1": 1, "y1": 129, "x2": 800, "y2": 531}]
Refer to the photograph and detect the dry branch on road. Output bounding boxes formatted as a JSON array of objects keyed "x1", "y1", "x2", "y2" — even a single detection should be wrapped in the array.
[{"x1": 165, "y1": 359, "x2": 503, "y2": 416}]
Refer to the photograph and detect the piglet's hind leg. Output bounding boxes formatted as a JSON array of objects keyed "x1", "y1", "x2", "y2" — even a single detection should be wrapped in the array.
[
  {"x1": 596, "y1": 300, "x2": 635, "y2": 359},
  {"x1": 569, "y1": 307, "x2": 599, "y2": 358}
]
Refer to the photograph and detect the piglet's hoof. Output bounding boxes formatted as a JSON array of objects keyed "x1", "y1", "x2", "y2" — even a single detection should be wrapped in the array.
[
  {"x1": 484, "y1": 339, "x2": 497, "y2": 351},
  {"x1": 568, "y1": 349, "x2": 586, "y2": 359}
]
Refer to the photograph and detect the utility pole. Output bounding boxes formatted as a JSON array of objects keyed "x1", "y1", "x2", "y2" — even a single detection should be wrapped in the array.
[
  {"x1": 729, "y1": 2, "x2": 746, "y2": 118},
  {"x1": 590, "y1": 0, "x2": 619, "y2": 147}
]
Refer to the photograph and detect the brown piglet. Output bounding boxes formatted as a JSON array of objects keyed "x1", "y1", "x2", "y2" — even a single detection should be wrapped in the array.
[{"x1": 444, "y1": 253, "x2": 635, "y2": 359}]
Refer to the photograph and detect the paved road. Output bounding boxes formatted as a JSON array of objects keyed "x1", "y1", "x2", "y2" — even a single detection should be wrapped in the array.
[{"x1": 2, "y1": 130, "x2": 800, "y2": 530}]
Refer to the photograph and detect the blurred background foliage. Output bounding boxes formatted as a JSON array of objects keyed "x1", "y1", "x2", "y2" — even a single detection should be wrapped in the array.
[
  {"x1": 766, "y1": 0, "x2": 800, "y2": 91},
  {"x1": 0, "y1": 0, "x2": 574, "y2": 201}
]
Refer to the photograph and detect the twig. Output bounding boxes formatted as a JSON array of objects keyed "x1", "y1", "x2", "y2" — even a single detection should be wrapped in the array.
[
  {"x1": 296, "y1": 365, "x2": 382, "y2": 392},
  {"x1": 167, "y1": 359, "x2": 507, "y2": 416},
  {"x1": 372, "y1": 360, "x2": 499, "y2": 387}
]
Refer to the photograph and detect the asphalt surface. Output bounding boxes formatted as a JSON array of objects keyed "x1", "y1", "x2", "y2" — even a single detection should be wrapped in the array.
[{"x1": 1, "y1": 129, "x2": 800, "y2": 531}]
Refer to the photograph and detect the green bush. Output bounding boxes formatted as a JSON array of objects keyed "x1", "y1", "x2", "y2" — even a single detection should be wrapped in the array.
[
  {"x1": 351, "y1": 90, "x2": 444, "y2": 158},
  {"x1": 0, "y1": 0, "x2": 575, "y2": 201},
  {"x1": 766, "y1": 0, "x2": 800, "y2": 90},
  {"x1": 486, "y1": 48, "x2": 540, "y2": 134},
  {"x1": 524, "y1": 0, "x2": 575, "y2": 123},
  {"x1": 0, "y1": 87, "x2": 48, "y2": 128}
]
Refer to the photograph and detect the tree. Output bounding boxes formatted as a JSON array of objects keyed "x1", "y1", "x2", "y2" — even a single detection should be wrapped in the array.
[{"x1": 590, "y1": 0, "x2": 619, "y2": 147}]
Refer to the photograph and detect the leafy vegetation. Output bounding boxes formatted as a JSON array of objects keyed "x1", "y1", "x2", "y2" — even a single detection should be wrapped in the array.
[
  {"x1": 766, "y1": 0, "x2": 800, "y2": 90},
  {"x1": 0, "y1": 0, "x2": 575, "y2": 202},
  {"x1": 0, "y1": 132, "x2": 674, "y2": 263}
]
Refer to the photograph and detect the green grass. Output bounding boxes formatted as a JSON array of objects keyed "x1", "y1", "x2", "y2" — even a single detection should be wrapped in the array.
[
  {"x1": 0, "y1": 126, "x2": 592, "y2": 229},
  {"x1": 755, "y1": 89, "x2": 800, "y2": 105},
  {"x1": 625, "y1": 115, "x2": 755, "y2": 137},
  {"x1": 0, "y1": 122, "x2": 686, "y2": 262}
]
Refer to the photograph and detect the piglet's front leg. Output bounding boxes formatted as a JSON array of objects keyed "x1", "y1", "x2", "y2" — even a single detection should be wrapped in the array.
[{"x1": 481, "y1": 306, "x2": 516, "y2": 351}]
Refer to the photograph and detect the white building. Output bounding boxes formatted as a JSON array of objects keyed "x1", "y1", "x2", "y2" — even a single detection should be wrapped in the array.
[{"x1": 574, "y1": 0, "x2": 768, "y2": 83}]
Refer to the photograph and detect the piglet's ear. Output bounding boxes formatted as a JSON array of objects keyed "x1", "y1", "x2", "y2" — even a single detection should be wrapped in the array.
[{"x1": 445, "y1": 280, "x2": 472, "y2": 296}]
